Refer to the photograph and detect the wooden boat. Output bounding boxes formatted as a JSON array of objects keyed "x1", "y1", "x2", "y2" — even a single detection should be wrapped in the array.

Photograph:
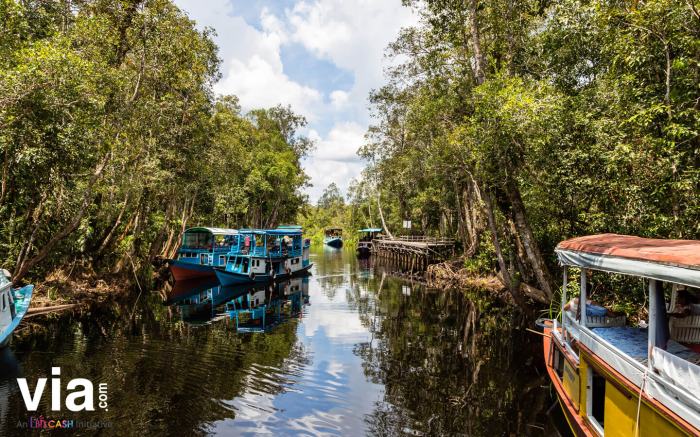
[
  {"x1": 356, "y1": 228, "x2": 382, "y2": 257},
  {"x1": 0, "y1": 270, "x2": 34, "y2": 348},
  {"x1": 543, "y1": 234, "x2": 700, "y2": 436},
  {"x1": 214, "y1": 227, "x2": 312, "y2": 286},
  {"x1": 324, "y1": 228, "x2": 343, "y2": 248},
  {"x1": 168, "y1": 227, "x2": 239, "y2": 281}
]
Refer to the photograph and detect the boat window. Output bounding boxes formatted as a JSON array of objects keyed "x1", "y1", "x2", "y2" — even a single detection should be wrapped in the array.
[
  {"x1": 219, "y1": 255, "x2": 226, "y2": 265},
  {"x1": 183, "y1": 232, "x2": 213, "y2": 249},
  {"x1": 224, "y1": 235, "x2": 238, "y2": 248},
  {"x1": 588, "y1": 367, "x2": 606, "y2": 432},
  {"x1": 243, "y1": 258, "x2": 249, "y2": 272},
  {"x1": 554, "y1": 349, "x2": 565, "y2": 380}
]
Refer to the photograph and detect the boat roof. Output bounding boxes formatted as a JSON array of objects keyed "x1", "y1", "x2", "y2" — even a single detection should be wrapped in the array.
[
  {"x1": 358, "y1": 228, "x2": 382, "y2": 233},
  {"x1": 185, "y1": 227, "x2": 238, "y2": 236},
  {"x1": 239, "y1": 228, "x2": 303, "y2": 236},
  {"x1": 556, "y1": 233, "x2": 700, "y2": 288}
]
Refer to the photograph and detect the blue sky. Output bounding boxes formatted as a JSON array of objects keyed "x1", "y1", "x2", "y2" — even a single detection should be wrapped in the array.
[{"x1": 172, "y1": 0, "x2": 417, "y2": 201}]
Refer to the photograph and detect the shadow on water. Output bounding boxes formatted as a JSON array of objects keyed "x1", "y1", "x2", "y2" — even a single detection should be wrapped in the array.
[{"x1": 0, "y1": 247, "x2": 569, "y2": 436}]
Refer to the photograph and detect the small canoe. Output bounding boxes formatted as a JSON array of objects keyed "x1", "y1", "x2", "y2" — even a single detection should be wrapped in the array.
[{"x1": 0, "y1": 284, "x2": 34, "y2": 348}]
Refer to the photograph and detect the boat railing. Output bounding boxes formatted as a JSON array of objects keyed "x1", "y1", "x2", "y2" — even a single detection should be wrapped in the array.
[
  {"x1": 246, "y1": 246, "x2": 304, "y2": 258},
  {"x1": 375, "y1": 235, "x2": 455, "y2": 245},
  {"x1": 251, "y1": 246, "x2": 266, "y2": 256},
  {"x1": 565, "y1": 315, "x2": 700, "y2": 428}
]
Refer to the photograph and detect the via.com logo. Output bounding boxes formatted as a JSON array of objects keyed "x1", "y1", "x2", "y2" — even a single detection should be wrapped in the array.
[{"x1": 17, "y1": 367, "x2": 108, "y2": 412}]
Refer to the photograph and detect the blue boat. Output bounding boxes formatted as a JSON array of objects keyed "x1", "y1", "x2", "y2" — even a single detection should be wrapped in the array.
[
  {"x1": 356, "y1": 228, "x2": 382, "y2": 257},
  {"x1": 0, "y1": 270, "x2": 34, "y2": 348},
  {"x1": 214, "y1": 226, "x2": 313, "y2": 286},
  {"x1": 168, "y1": 227, "x2": 239, "y2": 281},
  {"x1": 324, "y1": 228, "x2": 343, "y2": 248}
]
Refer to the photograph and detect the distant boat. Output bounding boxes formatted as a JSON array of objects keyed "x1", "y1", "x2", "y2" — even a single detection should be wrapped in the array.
[
  {"x1": 168, "y1": 227, "x2": 239, "y2": 281},
  {"x1": 0, "y1": 270, "x2": 34, "y2": 348},
  {"x1": 214, "y1": 227, "x2": 313, "y2": 286},
  {"x1": 324, "y1": 228, "x2": 343, "y2": 248},
  {"x1": 356, "y1": 228, "x2": 382, "y2": 257}
]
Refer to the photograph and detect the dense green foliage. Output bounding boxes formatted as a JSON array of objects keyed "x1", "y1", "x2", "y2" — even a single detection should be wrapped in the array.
[
  {"x1": 0, "y1": 0, "x2": 310, "y2": 282},
  {"x1": 354, "y1": 0, "x2": 700, "y2": 304}
]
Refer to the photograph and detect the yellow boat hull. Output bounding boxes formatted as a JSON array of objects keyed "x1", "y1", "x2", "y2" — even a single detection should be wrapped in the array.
[{"x1": 544, "y1": 326, "x2": 698, "y2": 437}]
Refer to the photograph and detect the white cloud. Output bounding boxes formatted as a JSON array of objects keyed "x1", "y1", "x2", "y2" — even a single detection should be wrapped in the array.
[
  {"x1": 216, "y1": 55, "x2": 323, "y2": 121},
  {"x1": 173, "y1": 0, "x2": 417, "y2": 201},
  {"x1": 304, "y1": 122, "x2": 366, "y2": 200},
  {"x1": 286, "y1": 0, "x2": 417, "y2": 120},
  {"x1": 329, "y1": 90, "x2": 349, "y2": 110},
  {"x1": 311, "y1": 122, "x2": 364, "y2": 162}
]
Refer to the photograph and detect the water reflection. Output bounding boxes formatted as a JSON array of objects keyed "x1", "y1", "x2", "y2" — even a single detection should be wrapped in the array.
[
  {"x1": 166, "y1": 277, "x2": 310, "y2": 330},
  {"x1": 0, "y1": 248, "x2": 557, "y2": 436}
]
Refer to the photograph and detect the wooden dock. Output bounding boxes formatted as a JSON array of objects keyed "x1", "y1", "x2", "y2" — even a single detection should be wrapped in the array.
[{"x1": 373, "y1": 236, "x2": 455, "y2": 272}]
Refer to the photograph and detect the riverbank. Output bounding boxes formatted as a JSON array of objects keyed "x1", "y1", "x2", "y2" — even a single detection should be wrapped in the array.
[{"x1": 26, "y1": 267, "x2": 137, "y2": 317}]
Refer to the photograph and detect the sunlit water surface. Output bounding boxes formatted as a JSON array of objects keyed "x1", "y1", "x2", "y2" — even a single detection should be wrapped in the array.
[{"x1": 0, "y1": 248, "x2": 564, "y2": 436}]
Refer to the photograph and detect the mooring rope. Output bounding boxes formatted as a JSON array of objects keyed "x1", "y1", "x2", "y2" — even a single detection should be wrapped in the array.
[{"x1": 634, "y1": 367, "x2": 649, "y2": 437}]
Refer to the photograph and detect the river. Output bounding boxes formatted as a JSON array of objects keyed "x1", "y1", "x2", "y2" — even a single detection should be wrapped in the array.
[{"x1": 0, "y1": 247, "x2": 567, "y2": 435}]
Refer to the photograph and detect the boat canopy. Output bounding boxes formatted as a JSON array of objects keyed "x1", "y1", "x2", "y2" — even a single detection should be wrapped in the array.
[
  {"x1": 556, "y1": 233, "x2": 700, "y2": 288},
  {"x1": 358, "y1": 228, "x2": 382, "y2": 233},
  {"x1": 238, "y1": 228, "x2": 303, "y2": 236},
  {"x1": 266, "y1": 228, "x2": 302, "y2": 236},
  {"x1": 185, "y1": 227, "x2": 238, "y2": 236},
  {"x1": 276, "y1": 225, "x2": 302, "y2": 231}
]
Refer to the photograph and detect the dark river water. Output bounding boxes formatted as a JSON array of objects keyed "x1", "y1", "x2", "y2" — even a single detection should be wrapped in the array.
[{"x1": 0, "y1": 247, "x2": 565, "y2": 436}]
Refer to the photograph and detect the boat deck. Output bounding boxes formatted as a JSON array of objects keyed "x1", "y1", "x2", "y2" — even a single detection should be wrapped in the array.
[{"x1": 591, "y1": 326, "x2": 700, "y2": 365}]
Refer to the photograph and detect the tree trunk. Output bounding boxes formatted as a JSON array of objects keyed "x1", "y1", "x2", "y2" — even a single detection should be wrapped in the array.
[
  {"x1": 0, "y1": 149, "x2": 8, "y2": 206},
  {"x1": 504, "y1": 177, "x2": 554, "y2": 300},
  {"x1": 468, "y1": 0, "x2": 486, "y2": 85},
  {"x1": 377, "y1": 190, "x2": 394, "y2": 239},
  {"x1": 97, "y1": 192, "x2": 130, "y2": 254},
  {"x1": 481, "y1": 188, "x2": 524, "y2": 306},
  {"x1": 13, "y1": 154, "x2": 110, "y2": 282}
]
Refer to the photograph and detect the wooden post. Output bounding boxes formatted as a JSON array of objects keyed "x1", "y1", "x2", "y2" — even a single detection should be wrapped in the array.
[
  {"x1": 580, "y1": 268, "x2": 587, "y2": 327},
  {"x1": 562, "y1": 268, "x2": 568, "y2": 333},
  {"x1": 648, "y1": 279, "x2": 660, "y2": 368}
]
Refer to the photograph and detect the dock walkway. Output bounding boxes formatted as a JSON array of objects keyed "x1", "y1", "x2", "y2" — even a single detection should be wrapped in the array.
[{"x1": 373, "y1": 236, "x2": 455, "y2": 271}]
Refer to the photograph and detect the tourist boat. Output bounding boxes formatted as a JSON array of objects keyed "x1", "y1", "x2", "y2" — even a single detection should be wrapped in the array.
[
  {"x1": 324, "y1": 228, "x2": 343, "y2": 248},
  {"x1": 356, "y1": 228, "x2": 382, "y2": 257},
  {"x1": 543, "y1": 234, "x2": 700, "y2": 436},
  {"x1": 214, "y1": 226, "x2": 312, "y2": 286},
  {"x1": 0, "y1": 270, "x2": 34, "y2": 348},
  {"x1": 168, "y1": 227, "x2": 239, "y2": 281}
]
